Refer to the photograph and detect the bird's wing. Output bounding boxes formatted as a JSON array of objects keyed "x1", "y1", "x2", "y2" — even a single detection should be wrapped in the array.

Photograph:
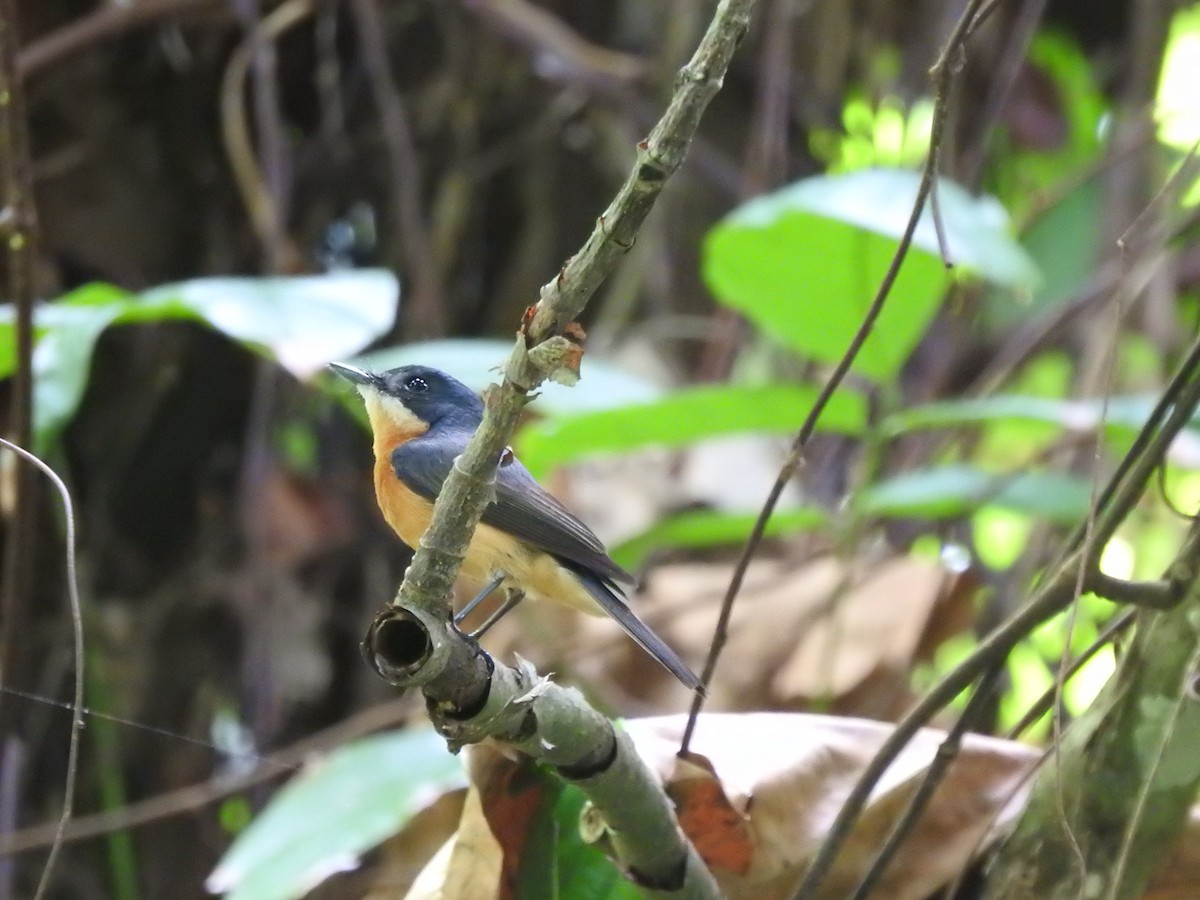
[{"x1": 391, "y1": 433, "x2": 634, "y2": 587}]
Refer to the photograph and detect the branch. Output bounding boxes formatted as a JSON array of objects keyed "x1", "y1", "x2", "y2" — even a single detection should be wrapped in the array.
[
  {"x1": 359, "y1": 1, "x2": 757, "y2": 894},
  {"x1": 987, "y1": 516, "x2": 1200, "y2": 897}
]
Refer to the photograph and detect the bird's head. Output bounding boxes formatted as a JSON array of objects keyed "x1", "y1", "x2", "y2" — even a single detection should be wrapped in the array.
[{"x1": 329, "y1": 362, "x2": 484, "y2": 437}]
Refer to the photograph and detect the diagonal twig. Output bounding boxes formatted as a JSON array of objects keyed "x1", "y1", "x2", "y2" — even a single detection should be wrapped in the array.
[
  {"x1": 359, "y1": 2, "x2": 758, "y2": 895},
  {"x1": 679, "y1": 0, "x2": 982, "y2": 755}
]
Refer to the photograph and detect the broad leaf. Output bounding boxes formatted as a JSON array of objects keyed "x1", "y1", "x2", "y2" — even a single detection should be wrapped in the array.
[
  {"x1": 857, "y1": 465, "x2": 1091, "y2": 523},
  {"x1": 0, "y1": 270, "x2": 399, "y2": 449},
  {"x1": 514, "y1": 384, "x2": 867, "y2": 477},
  {"x1": 704, "y1": 169, "x2": 1039, "y2": 382},
  {"x1": 206, "y1": 728, "x2": 465, "y2": 900},
  {"x1": 612, "y1": 507, "x2": 829, "y2": 571}
]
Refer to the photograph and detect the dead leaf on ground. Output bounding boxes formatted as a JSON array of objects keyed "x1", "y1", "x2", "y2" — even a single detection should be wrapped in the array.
[
  {"x1": 474, "y1": 552, "x2": 976, "y2": 711},
  {"x1": 404, "y1": 712, "x2": 1040, "y2": 900},
  {"x1": 627, "y1": 712, "x2": 1039, "y2": 900}
]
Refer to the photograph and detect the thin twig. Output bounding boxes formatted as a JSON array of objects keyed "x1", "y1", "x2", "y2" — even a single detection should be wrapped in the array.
[
  {"x1": 1005, "y1": 609, "x2": 1135, "y2": 740},
  {"x1": 16, "y1": 0, "x2": 220, "y2": 78},
  {"x1": 679, "y1": 0, "x2": 975, "y2": 756},
  {"x1": 348, "y1": 0, "x2": 446, "y2": 335},
  {"x1": 0, "y1": 696, "x2": 413, "y2": 857},
  {"x1": 0, "y1": 441, "x2": 84, "y2": 900},
  {"x1": 231, "y1": 0, "x2": 293, "y2": 273},
  {"x1": 1052, "y1": 226, "x2": 1130, "y2": 889},
  {"x1": 0, "y1": 9, "x2": 41, "y2": 892},
  {"x1": 1117, "y1": 137, "x2": 1200, "y2": 253},
  {"x1": 220, "y1": 0, "x2": 313, "y2": 266},
  {"x1": 929, "y1": 177, "x2": 952, "y2": 269},
  {"x1": 464, "y1": 0, "x2": 646, "y2": 89},
  {"x1": 849, "y1": 662, "x2": 1004, "y2": 900},
  {"x1": 360, "y1": 2, "x2": 757, "y2": 894},
  {"x1": 959, "y1": 0, "x2": 1050, "y2": 184}
]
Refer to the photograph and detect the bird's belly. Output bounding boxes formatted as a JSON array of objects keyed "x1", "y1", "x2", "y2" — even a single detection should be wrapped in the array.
[{"x1": 374, "y1": 466, "x2": 603, "y2": 616}]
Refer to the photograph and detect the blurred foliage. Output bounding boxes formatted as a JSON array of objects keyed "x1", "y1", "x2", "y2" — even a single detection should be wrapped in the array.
[
  {"x1": 0, "y1": 270, "x2": 398, "y2": 449},
  {"x1": 4, "y1": 1, "x2": 1200, "y2": 897},
  {"x1": 207, "y1": 729, "x2": 465, "y2": 900},
  {"x1": 703, "y1": 168, "x2": 1039, "y2": 381}
]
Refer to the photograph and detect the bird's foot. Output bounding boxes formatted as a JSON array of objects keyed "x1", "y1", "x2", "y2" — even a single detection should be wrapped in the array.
[{"x1": 454, "y1": 576, "x2": 526, "y2": 639}]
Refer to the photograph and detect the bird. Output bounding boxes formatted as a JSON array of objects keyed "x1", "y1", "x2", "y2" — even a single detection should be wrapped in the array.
[{"x1": 330, "y1": 361, "x2": 703, "y2": 693}]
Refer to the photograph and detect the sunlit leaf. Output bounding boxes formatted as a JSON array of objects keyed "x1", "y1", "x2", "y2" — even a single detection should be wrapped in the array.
[
  {"x1": 0, "y1": 270, "x2": 399, "y2": 450},
  {"x1": 141, "y1": 270, "x2": 398, "y2": 377},
  {"x1": 207, "y1": 728, "x2": 464, "y2": 900},
  {"x1": 1158, "y1": 4, "x2": 1200, "y2": 154},
  {"x1": 704, "y1": 169, "x2": 1038, "y2": 382},
  {"x1": 514, "y1": 384, "x2": 867, "y2": 477},
  {"x1": 612, "y1": 507, "x2": 829, "y2": 571}
]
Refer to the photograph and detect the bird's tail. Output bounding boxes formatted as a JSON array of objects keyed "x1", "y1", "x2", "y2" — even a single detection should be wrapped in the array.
[{"x1": 573, "y1": 570, "x2": 705, "y2": 695}]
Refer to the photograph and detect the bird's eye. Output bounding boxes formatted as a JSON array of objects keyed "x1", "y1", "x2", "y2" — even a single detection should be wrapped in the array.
[{"x1": 405, "y1": 376, "x2": 429, "y2": 393}]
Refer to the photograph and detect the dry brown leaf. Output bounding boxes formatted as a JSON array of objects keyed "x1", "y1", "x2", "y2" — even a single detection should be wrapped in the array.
[
  {"x1": 626, "y1": 712, "x2": 1039, "y2": 900},
  {"x1": 635, "y1": 553, "x2": 962, "y2": 708},
  {"x1": 776, "y1": 556, "x2": 950, "y2": 698},
  {"x1": 477, "y1": 552, "x2": 969, "y2": 709},
  {"x1": 667, "y1": 752, "x2": 755, "y2": 875}
]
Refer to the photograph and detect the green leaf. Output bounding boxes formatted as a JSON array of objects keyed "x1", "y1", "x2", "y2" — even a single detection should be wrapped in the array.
[
  {"x1": 351, "y1": 339, "x2": 664, "y2": 416},
  {"x1": 516, "y1": 777, "x2": 642, "y2": 900},
  {"x1": 611, "y1": 506, "x2": 829, "y2": 571},
  {"x1": 30, "y1": 304, "x2": 127, "y2": 449},
  {"x1": 140, "y1": 269, "x2": 399, "y2": 377},
  {"x1": 206, "y1": 728, "x2": 465, "y2": 900},
  {"x1": 703, "y1": 169, "x2": 1039, "y2": 382},
  {"x1": 514, "y1": 384, "x2": 867, "y2": 478},
  {"x1": 883, "y1": 393, "x2": 1182, "y2": 443},
  {"x1": 1158, "y1": 4, "x2": 1200, "y2": 154},
  {"x1": 857, "y1": 465, "x2": 1091, "y2": 523},
  {"x1": 0, "y1": 270, "x2": 399, "y2": 450}
]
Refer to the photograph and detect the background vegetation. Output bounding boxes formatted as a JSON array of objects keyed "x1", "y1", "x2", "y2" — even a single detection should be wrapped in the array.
[{"x1": 3, "y1": 0, "x2": 1200, "y2": 897}]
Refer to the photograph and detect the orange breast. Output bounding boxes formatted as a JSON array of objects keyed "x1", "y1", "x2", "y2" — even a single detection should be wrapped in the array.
[
  {"x1": 372, "y1": 441, "x2": 605, "y2": 617},
  {"x1": 373, "y1": 455, "x2": 435, "y2": 549}
]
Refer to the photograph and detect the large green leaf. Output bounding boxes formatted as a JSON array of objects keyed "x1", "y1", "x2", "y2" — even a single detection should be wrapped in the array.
[
  {"x1": 883, "y1": 393, "x2": 1189, "y2": 443},
  {"x1": 611, "y1": 506, "x2": 829, "y2": 571},
  {"x1": 514, "y1": 383, "x2": 867, "y2": 477},
  {"x1": 206, "y1": 728, "x2": 465, "y2": 900},
  {"x1": 139, "y1": 270, "x2": 399, "y2": 376},
  {"x1": 351, "y1": 339, "x2": 664, "y2": 416},
  {"x1": 0, "y1": 270, "x2": 399, "y2": 449},
  {"x1": 703, "y1": 169, "x2": 1039, "y2": 382},
  {"x1": 857, "y1": 465, "x2": 1091, "y2": 523}
]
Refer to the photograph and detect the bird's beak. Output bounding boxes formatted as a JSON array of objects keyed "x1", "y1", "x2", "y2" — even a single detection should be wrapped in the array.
[{"x1": 328, "y1": 362, "x2": 377, "y2": 387}]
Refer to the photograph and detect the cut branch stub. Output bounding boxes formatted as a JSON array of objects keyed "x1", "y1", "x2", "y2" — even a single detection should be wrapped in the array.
[{"x1": 362, "y1": 605, "x2": 493, "y2": 717}]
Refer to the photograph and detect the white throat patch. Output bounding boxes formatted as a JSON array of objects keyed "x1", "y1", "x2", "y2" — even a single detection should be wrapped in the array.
[{"x1": 360, "y1": 388, "x2": 426, "y2": 435}]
